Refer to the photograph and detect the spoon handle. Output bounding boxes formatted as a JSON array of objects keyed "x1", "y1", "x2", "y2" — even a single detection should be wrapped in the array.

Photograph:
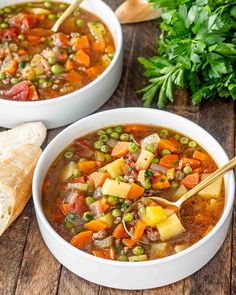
[
  {"x1": 52, "y1": 0, "x2": 83, "y2": 32},
  {"x1": 175, "y1": 156, "x2": 236, "y2": 207}
]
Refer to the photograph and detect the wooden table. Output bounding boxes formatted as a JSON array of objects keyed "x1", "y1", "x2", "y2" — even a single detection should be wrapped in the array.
[{"x1": 0, "y1": 1, "x2": 235, "y2": 294}]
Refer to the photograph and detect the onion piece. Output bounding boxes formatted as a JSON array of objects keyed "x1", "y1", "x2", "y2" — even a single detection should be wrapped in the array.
[
  {"x1": 141, "y1": 133, "x2": 160, "y2": 149},
  {"x1": 64, "y1": 191, "x2": 78, "y2": 204},
  {"x1": 150, "y1": 163, "x2": 168, "y2": 175},
  {"x1": 94, "y1": 236, "x2": 112, "y2": 248},
  {"x1": 90, "y1": 200, "x2": 103, "y2": 216},
  {"x1": 106, "y1": 138, "x2": 118, "y2": 148}
]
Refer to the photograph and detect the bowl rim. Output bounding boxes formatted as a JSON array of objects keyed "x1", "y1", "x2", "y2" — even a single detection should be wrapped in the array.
[
  {"x1": 0, "y1": 0, "x2": 123, "y2": 105},
  {"x1": 33, "y1": 107, "x2": 235, "y2": 267}
]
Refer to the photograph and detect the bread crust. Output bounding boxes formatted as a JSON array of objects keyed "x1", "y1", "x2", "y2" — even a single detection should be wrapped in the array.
[
  {"x1": 115, "y1": 0, "x2": 161, "y2": 24},
  {"x1": 0, "y1": 144, "x2": 42, "y2": 236}
]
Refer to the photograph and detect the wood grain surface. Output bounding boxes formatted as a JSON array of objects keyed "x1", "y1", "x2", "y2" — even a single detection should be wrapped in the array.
[{"x1": 0, "y1": 0, "x2": 235, "y2": 294}]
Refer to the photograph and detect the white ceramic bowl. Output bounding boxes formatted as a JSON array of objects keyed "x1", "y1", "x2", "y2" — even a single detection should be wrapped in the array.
[
  {"x1": 33, "y1": 108, "x2": 235, "y2": 290},
  {"x1": 0, "y1": 0, "x2": 123, "y2": 129}
]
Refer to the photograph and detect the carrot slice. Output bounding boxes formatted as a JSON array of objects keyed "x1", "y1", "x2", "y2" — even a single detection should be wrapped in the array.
[
  {"x1": 88, "y1": 172, "x2": 110, "y2": 188},
  {"x1": 27, "y1": 85, "x2": 39, "y2": 100},
  {"x1": 152, "y1": 174, "x2": 170, "y2": 190},
  {"x1": 126, "y1": 183, "x2": 145, "y2": 200},
  {"x1": 78, "y1": 161, "x2": 97, "y2": 174},
  {"x1": 122, "y1": 238, "x2": 136, "y2": 248},
  {"x1": 133, "y1": 220, "x2": 146, "y2": 241},
  {"x1": 61, "y1": 203, "x2": 73, "y2": 215},
  {"x1": 104, "y1": 247, "x2": 116, "y2": 260},
  {"x1": 74, "y1": 49, "x2": 90, "y2": 67},
  {"x1": 182, "y1": 157, "x2": 201, "y2": 169},
  {"x1": 92, "y1": 249, "x2": 105, "y2": 258},
  {"x1": 70, "y1": 231, "x2": 93, "y2": 249},
  {"x1": 73, "y1": 35, "x2": 90, "y2": 51},
  {"x1": 193, "y1": 150, "x2": 210, "y2": 162},
  {"x1": 112, "y1": 224, "x2": 127, "y2": 239},
  {"x1": 99, "y1": 197, "x2": 110, "y2": 213},
  {"x1": 181, "y1": 173, "x2": 199, "y2": 189},
  {"x1": 159, "y1": 154, "x2": 179, "y2": 168},
  {"x1": 158, "y1": 139, "x2": 180, "y2": 152},
  {"x1": 65, "y1": 70, "x2": 82, "y2": 83},
  {"x1": 65, "y1": 60, "x2": 75, "y2": 71},
  {"x1": 124, "y1": 125, "x2": 147, "y2": 134},
  {"x1": 92, "y1": 39, "x2": 105, "y2": 52},
  {"x1": 2, "y1": 59, "x2": 18, "y2": 74},
  {"x1": 111, "y1": 141, "x2": 131, "y2": 157},
  {"x1": 85, "y1": 220, "x2": 109, "y2": 232},
  {"x1": 105, "y1": 44, "x2": 115, "y2": 53}
]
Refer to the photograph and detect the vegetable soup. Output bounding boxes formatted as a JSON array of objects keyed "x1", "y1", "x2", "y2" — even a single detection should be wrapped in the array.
[
  {"x1": 42, "y1": 125, "x2": 224, "y2": 262},
  {"x1": 0, "y1": 1, "x2": 115, "y2": 101}
]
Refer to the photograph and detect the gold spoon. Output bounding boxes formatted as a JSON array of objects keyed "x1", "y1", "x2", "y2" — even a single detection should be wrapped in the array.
[
  {"x1": 52, "y1": 0, "x2": 83, "y2": 32},
  {"x1": 123, "y1": 156, "x2": 236, "y2": 238}
]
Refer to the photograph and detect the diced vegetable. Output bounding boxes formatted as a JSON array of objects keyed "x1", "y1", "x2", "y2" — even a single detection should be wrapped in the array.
[
  {"x1": 70, "y1": 231, "x2": 93, "y2": 249},
  {"x1": 174, "y1": 244, "x2": 189, "y2": 253},
  {"x1": 128, "y1": 254, "x2": 147, "y2": 262},
  {"x1": 88, "y1": 172, "x2": 109, "y2": 188},
  {"x1": 150, "y1": 243, "x2": 168, "y2": 258},
  {"x1": 167, "y1": 168, "x2": 175, "y2": 180},
  {"x1": 111, "y1": 141, "x2": 131, "y2": 157},
  {"x1": 98, "y1": 212, "x2": 114, "y2": 228},
  {"x1": 112, "y1": 223, "x2": 127, "y2": 239},
  {"x1": 122, "y1": 238, "x2": 136, "y2": 248},
  {"x1": 74, "y1": 49, "x2": 90, "y2": 67},
  {"x1": 102, "y1": 179, "x2": 131, "y2": 198},
  {"x1": 59, "y1": 161, "x2": 77, "y2": 182},
  {"x1": 159, "y1": 154, "x2": 179, "y2": 168},
  {"x1": 182, "y1": 158, "x2": 201, "y2": 169},
  {"x1": 103, "y1": 158, "x2": 126, "y2": 179},
  {"x1": 78, "y1": 161, "x2": 97, "y2": 174},
  {"x1": 94, "y1": 236, "x2": 112, "y2": 249},
  {"x1": 67, "y1": 182, "x2": 88, "y2": 191},
  {"x1": 181, "y1": 173, "x2": 199, "y2": 189},
  {"x1": 141, "y1": 133, "x2": 160, "y2": 149},
  {"x1": 85, "y1": 220, "x2": 109, "y2": 232},
  {"x1": 126, "y1": 183, "x2": 144, "y2": 200},
  {"x1": 193, "y1": 150, "x2": 210, "y2": 162},
  {"x1": 136, "y1": 149, "x2": 154, "y2": 170},
  {"x1": 198, "y1": 177, "x2": 223, "y2": 199},
  {"x1": 158, "y1": 139, "x2": 179, "y2": 152},
  {"x1": 88, "y1": 22, "x2": 106, "y2": 39},
  {"x1": 133, "y1": 220, "x2": 146, "y2": 241},
  {"x1": 156, "y1": 214, "x2": 185, "y2": 241},
  {"x1": 141, "y1": 206, "x2": 167, "y2": 227},
  {"x1": 152, "y1": 175, "x2": 170, "y2": 190},
  {"x1": 173, "y1": 184, "x2": 188, "y2": 200}
]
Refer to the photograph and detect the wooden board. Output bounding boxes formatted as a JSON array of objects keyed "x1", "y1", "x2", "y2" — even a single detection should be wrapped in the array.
[{"x1": 0, "y1": 1, "x2": 235, "y2": 294}]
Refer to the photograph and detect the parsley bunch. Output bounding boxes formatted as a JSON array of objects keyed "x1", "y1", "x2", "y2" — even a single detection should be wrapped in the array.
[{"x1": 138, "y1": 0, "x2": 236, "y2": 108}]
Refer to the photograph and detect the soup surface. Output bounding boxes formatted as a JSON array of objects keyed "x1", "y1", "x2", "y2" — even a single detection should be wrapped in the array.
[
  {"x1": 42, "y1": 125, "x2": 224, "y2": 262},
  {"x1": 0, "y1": 1, "x2": 115, "y2": 101}
]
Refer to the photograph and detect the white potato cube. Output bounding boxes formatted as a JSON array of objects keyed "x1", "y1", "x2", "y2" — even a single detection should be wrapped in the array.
[
  {"x1": 102, "y1": 179, "x2": 131, "y2": 198},
  {"x1": 198, "y1": 177, "x2": 223, "y2": 199},
  {"x1": 156, "y1": 214, "x2": 185, "y2": 241},
  {"x1": 136, "y1": 149, "x2": 154, "y2": 170},
  {"x1": 103, "y1": 158, "x2": 126, "y2": 179}
]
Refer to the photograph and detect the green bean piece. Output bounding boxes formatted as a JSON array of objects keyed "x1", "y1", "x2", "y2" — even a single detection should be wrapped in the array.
[
  {"x1": 64, "y1": 151, "x2": 73, "y2": 159},
  {"x1": 129, "y1": 143, "x2": 138, "y2": 154},
  {"x1": 180, "y1": 137, "x2": 189, "y2": 145},
  {"x1": 48, "y1": 14, "x2": 56, "y2": 20},
  {"x1": 133, "y1": 246, "x2": 144, "y2": 255},
  {"x1": 66, "y1": 212, "x2": 75, "y2": 222},
  {"x1": 120, "y1": 133, "x2": 130, "y2": 141},
  {"x1": 101, "y1": 145, "x2": 110, "y2": 153},
  {"x1": 57, "y1": 12, "x2": 63, "y2": 18}
]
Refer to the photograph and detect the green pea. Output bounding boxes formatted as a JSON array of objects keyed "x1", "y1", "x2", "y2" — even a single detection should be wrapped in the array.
[
  {"x1": 94, "y1": 140, "x2": 103, "y2": 150},
  {"x1": 59, "y1": 3, "x2": 67, "y2": 9},
  {"x1": 3, "y1": 7, "x2": 12, "y2": 13},
  {"x1": 124, "y1": 212, "x2": 134, "y2": 222},
  {"x1": 27, "y1": 3, "x2": 33, "y2": 7},
  {"x1": 174, "y1": 134, "x2": 181, "y2": 141},
  {"x1": 180, "y1": 137, "x2": 189, "y2": 145},
  {"x1": 51, "y1": 64, "x2": 63, "y2": 75},
  {"x1": 142, "y1": 179, "x2": 151, "y2": 190},
  {"x1": 101, "y1": 145, "x2": 110, "y2": 153},
  {"x1": 110, "y1": 132, "x2": 119, "y2": 139},
  {"x1": 86, "y1": 196, "x2": 95, "y2": 205},
  {"x1": 44, "y1": 1, "x2": 52, "y2": 8},
  {"x1": 97, "y1": 129, "x2": 106, "y2": 136},
  {"x1": 39, "y1": 78, "x2": 47, "y2": 84},
  {"x1": 79, "y1": 157, "x2": 87, "y2": 162},
  {"x1": 0, "y1": 23, "x2": 9, "y2": 29},
  {"x1": 10, "y1": 78, "x2": 19, "y2": 85},
  {"x1": 129, "y1": 143, "x2": 138, "y2": 154},
  {"x1": 183, "y1": 165, "x2": 192, "y2": 174},
  {"x1": 152, "y1": 158, "x2": 159, "y2": 164},
  {"x1": 48, "y1": 14, "x2": 57, "y2": 20},
  {"x1": 146, "y1": 143, "x2": 156, "y2": 153},
  {"x1": 160, "y1": 129, "x2": 169, "y2": 137},
  {"x1": 18, "y1": 34, "x2": 25, "y2": 41},
  {"x1": 76, "y1": 19, "x2": 84, "y2": 27},
  {"x1": 171, "y1": 181, "x2": 178, "y2": 189},
  {"x1": 188, "y1": 141, "x2": 197, "y2": 148},
  {"x1": 0, "y1": 72, "x2": 6, "y2": 80},
  {"x1": 133, "y1": 246, "x2": 144, "y2": 255},
  {"x1": 64, "y1": 151, "x2": 73, "y2": 159},
  {"x1": 73, "y1": 168, "x2": 81, "y2": 177},
  {"x1": 115, "y1": 176, "x2": 124, "y2": 182},
  {"x1": 120, "y1": 133, "x2": 130, "y2": 141},
  {"x1": 108, "y1": 195, "x2": 118, "y2": 205},
  {"x1": 117, "y1": 255, "x2": 128, "y2": 261},
  {"x1": 106, "y1": 127, "x2": 113, "y2": 135},
  {"x1": 73, "y1": 10, "x2": 80, "y2": 17},
  {"x1": 99, "y1": 134, "x2": 108, "y2": 142},
  {"x1": 114, "y1": 126, "x2": 123, "y2": 133},
  {"x1": 161, "y1": 149, "x2": 171, "y2": 156},
  {"x1": 83, "y1": 211, "x2": 93, "y2": 221},
  {"x1": 112, "y1": 208, "x2": 122, "y2": 217},
  {"x1": 57, "y1": 12, "x2": 63, "y2": 18},
  {"x1": 48, "y1": 55, "x2": 56, "y2": 65}
]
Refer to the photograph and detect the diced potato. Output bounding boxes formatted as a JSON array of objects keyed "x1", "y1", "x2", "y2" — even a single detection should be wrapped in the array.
[
  {"x1": 67, "y1": 182, "x2": 88, "y2": 191},
  {"x1": 138, "y1": 170, "x2": 147, "y2": 186},
  {"x1": 141, "y1": 206, "x2": 167, "y2": 227},
  {"x1": 103, "y1": 158, "x2": 126, "y2": 179},
  {"x1": 98, "y1": 213, "x2": 114, "y2": 228},
  {"x1": 27, "y1": 7, "x2": 50, "y2": 14},
  {"x1": 102, "y1": 179, "x2": 131, "y2": 198},
  {"x1": 174, "y1": 243, "x2": 189, "y2": 253},
  {"x1": 172, "y1": 184, "x2": 188, "y2": 201},
  {"x1": 150, "y1": 243, "x2": 168, "y2": 258},
  {"x1": 88, "y1": 22, "x2": 106, "y2": 39},
  {"x1": 167, "y1": 168, "x2": 175, "y2": 180},
  {"x1": 198, "y1": 177, "x2": 223, "y2": 199},
  {"x1": 156, "y1": 214, "x2": 185, "y2": 241},
  {"x1": 59, "y1": 161, "x2": 77, "y2": 182},
  {"x1": 128, "y1": 254, "x2": 147, "y2": 262},
  {"x1": 141, "y1": 133, "x2": 160, "y2": 149},
  {"x1": 136, "y1": 149, "x2": 154, "y2": 170}
]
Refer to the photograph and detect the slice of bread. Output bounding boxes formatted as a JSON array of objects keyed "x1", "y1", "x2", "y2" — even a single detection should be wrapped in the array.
[
  {"x1": 115, "y1": 0, "x2": 161, "y2": 24},
  {"x1": 0, "y1": 122, "x2": 47, "y2": 236}
]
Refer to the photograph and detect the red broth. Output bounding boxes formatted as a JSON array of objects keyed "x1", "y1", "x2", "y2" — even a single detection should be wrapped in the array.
[
  {"x1": 0, "y1": 2, "x2": 115, "y2": 101},
  {"x1": 42, "y1": 125, "x2": 224, "y2": 261}
]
